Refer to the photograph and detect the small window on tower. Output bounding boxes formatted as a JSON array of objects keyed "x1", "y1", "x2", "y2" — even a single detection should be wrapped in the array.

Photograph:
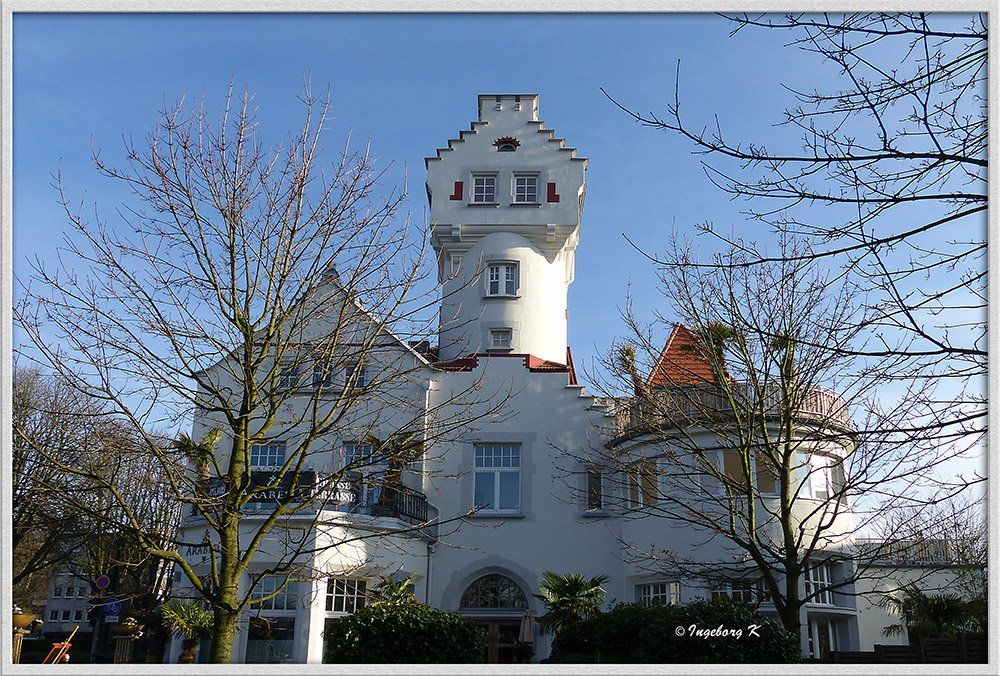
[
  {"x1": 485, "y1": 262, "x2": 518, "y2": 297},
  {"x1": 489, "y1": 329, "x2": 512, "y2": 351},
  {"x1": 472, "y1": 174, "x2": 497, "y2": 203},
  {"x1": 514, "y1": 174, "x2": 538, "y2": 203}
]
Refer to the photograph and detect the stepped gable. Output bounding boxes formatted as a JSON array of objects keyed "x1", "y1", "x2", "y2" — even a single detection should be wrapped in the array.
[{"x1": 647, "y1": 323, "x2": 717, "y2": 386}]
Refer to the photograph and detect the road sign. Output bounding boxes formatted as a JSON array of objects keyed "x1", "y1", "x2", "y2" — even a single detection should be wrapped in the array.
[
  {"x1": 95, "y1": 575, "x2": 110, "y2": 590},
  {"x1": 105, "y1": 615, "x2": 119, "y2": 624},
  {"x1": 102, "y1": 598, "x2": 121, "y2": 616}
]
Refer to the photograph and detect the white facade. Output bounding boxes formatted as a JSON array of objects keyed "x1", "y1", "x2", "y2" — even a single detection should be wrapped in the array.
[{"x1": 169, "y1": 94, "x2": 946, "y2": 664}]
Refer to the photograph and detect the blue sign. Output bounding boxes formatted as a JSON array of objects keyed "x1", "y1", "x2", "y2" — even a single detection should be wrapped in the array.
[{"x1": 102, "y1": 598, "x2": 122, "y2": 616}]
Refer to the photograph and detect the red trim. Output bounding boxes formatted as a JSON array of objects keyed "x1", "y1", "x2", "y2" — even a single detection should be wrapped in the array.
[
  {"x1": 493, "y1": 136, "x2": 521, "y2": 148},
  {"x1": 546, "y1": 182, "x2": 560, "y2": 202},
  {"x1": 434, "y1": 353, "x2": 571, "y2": 375},
  {"x1": 450, "y1": 181, "x2": 464, "y2": 200},
  {"x1": 566, "y1": 346, "x2": 578, "y2": 385}
]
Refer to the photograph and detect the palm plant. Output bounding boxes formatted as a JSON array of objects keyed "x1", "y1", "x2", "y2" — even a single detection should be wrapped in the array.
[
  {"x1": 161, "y1": 600, "x2": 214, "y2": 663},
  {"x1": 368, "y1": 574, "x2": 419, "y2": 606},
  {"x1": 879, "y1": 583, "x2": 977, "y2": 641},
  {"x1": 174, "y1": 428, "x2": 222, "y2": 484},
  {"x1": 534, "y1": 571, "x2": 609, "y2": 635}
]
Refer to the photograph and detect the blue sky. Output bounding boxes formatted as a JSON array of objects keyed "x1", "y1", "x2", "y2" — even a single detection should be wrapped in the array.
[
  {"x1": 10, "y1": 11, "x2": 988, "y2": 517},
  {"x1": 12, "y1": 12, "x2": 830, "y2": 376}
]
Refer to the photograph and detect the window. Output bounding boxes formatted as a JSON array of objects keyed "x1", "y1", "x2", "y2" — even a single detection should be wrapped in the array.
[
  {"x1": 277, "y1": 361, "x2": 302, "y2": 391},
  {"x1": 513, "y1": 174, "x2": 538, "y2": 203},
  {"x1": 65, "y1": 586, "x2": 74, "y2": 597},
  {"x1": 489, "y1": 328, "x2": 512, "y2": 350},
  {"x1": 246, "y1": 616, "x2": 294, "y2": 664},
  {"x1": 250, "y1": 575, "x2": 299, "y2": 612},
  {"x1": 61, "y1": 610, "x2": 71, "y2": 621},
  {"x1": 78, "y1": 587, "x2": 87, "y2": 598},
  {"x1": 74, "y1": 610, "x2": 84, "y2": 621},
  {"x1": 804, "y1": 453, "x2": 834, "y2": 499},
  {"x1": 628, "y1": 461, "x2": 658, "y2": 508},
  {"x1": 804, "y1": 562, "x2": 834, "y2": 605},
  {"x1": 486, "y1": 262, "x2": 517, "y2": 296},
  {"x1": 53, "y1": 586, "x2": 62, "y2": 598},
  {"x1": 343, "y1": 443, "x2": 387, "y2": 506},
  {"x1": 755, "y1": 452, "x2": 777, "y2": 494},
  {"x1": 474, "y1": 444, "x2": 521, "y2": 513},
  {"x1": 312, "y1": 358, "x2": 336, "y2": 389},
  {"x1": 586, "y1": 468, "x2": 603, "y2": 511},
  {"x1": 49, "y1": 610, "x2": 58, "y2": 621},
  {"x1": 460, "y1": 574, "x2": 528, "y2": 609},
  {"x1": 473, "y1": 174, "x2": 497, "y2": 203},
  {"x1": 326, "y1": 577, "x2": 369, "y2": 613},
  {"x1": 638, "y1": 581, "x2": 680, "y2": 606},
  {"x1": 712, "y1": 580, "x2": 759, "y2": 604},
  {"x1": 344, "y1": 362, "x2": 367, "y2": 390},
  {"x1": 250, "y1": 443, "x2": 286, "y2": 469},
  {"x1": 723, "y1": 449, "x2": 748, "y2": 488}
]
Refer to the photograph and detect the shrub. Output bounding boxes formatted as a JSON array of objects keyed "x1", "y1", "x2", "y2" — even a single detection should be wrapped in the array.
[
  {"x1": 324, "y1": 603, "x2": 485, "y2": 663},
  {"x1": 549, "y1": 597, "x2": 800, "y2": 663}
]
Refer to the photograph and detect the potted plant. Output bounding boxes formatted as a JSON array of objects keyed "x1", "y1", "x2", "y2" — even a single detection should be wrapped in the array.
[{"x1": 160, "y1": 601, "x2": 213, "y2": 663}]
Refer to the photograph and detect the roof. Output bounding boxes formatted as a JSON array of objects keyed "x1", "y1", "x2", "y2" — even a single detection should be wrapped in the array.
[
  {"x1": 433, "y1": 353, "x2": 573, "y2": 377},
  {"x1": 646, "y1": 323, "x2": 717, "y2": 387}
]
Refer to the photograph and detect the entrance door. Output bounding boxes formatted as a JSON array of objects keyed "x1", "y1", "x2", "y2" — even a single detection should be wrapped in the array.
[{"x1": 474, "y1": 620, "x2": 521, "y2": 663}]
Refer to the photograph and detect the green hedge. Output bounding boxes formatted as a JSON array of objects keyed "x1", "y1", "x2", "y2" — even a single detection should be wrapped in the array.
[
  {"x1": 324, "y1": 603, "x2": 485, "y2": 663},
  {"x1": 548, "y1": 597, "x2": 800, "y2": 663}
]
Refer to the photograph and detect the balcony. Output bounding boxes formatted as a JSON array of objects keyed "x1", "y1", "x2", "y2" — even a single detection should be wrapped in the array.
[
  {"x1": 327, "y1": 476, "x2": 433, "y2": 525},
  {"x1": 603, "y1": 382, "x2": 850, "y2": 440},
  {"x1": 190, "y1": 472, "x2": 436, "y2": 529}
]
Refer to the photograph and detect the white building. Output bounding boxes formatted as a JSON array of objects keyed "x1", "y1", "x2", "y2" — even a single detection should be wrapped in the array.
[{"x1": 169, "y1": 94, "x2": 962, "y2": 664}]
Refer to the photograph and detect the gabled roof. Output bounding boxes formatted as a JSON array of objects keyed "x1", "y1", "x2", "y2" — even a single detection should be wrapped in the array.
[{"x1": 646, "y1": 323, "x2": 716, "y2": 387}]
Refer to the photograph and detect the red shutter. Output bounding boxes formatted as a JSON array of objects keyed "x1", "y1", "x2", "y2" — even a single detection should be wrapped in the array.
[
  {"x1": 547, "y1": 182, "x2": 560, "y2": 202},
  {"x1": 450, "y1": 181, "x2": 464, "y2": 200}
]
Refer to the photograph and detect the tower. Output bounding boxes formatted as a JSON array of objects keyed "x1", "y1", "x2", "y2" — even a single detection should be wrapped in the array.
[{"x1": 425, "y1": 94, "x2": 587, "y2": 364}]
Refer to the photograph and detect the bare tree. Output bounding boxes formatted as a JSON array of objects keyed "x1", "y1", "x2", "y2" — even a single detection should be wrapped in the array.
[
  {"x1": 12, "y1": 366, "x2": 179, "y2": 640},
  {"x1": 12, "y1": 367, "x2": 94, "y2": 603},
  {"x1": 15, "y1": 84, "x2": 504, "y2": 662},
  {"x1": 577, "y1": 235, "x2": 972, "y2": 647},
  {"x1": 603, "y1": 12, "x2": 987, "y2": 474}
]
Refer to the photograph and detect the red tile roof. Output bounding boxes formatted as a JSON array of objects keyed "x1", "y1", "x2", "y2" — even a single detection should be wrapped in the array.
[{"x1": 647, "y1": 323, "x2": 717, "y2": 386}]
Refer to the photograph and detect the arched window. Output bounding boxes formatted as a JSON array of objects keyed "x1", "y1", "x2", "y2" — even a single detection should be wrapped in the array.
[
  {"x1": 493, "y1": 136, "x2": 520, "y2": 152},
  {"x1": 460, "y1": 573, "x2": 528, "y2": 609}
]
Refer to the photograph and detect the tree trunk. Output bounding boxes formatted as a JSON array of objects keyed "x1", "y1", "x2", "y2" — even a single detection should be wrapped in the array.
[{"x1": 208, "y1": 606, "x2": 240, "y2": 663}]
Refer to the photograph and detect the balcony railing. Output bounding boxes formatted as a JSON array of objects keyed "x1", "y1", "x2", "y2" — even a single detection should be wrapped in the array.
[
  {"x1": 191, "y1": 472, "x2": 435, "y2": 527},
  {"x1": 603, "y1": 382, "x2": 850, "y2": 439},
  {"x1": 853, "y1": 538, "x2": 956, "y2": 566},
  {"x1": 322, "y1": 475, "x2": 433, "y2": 525}
]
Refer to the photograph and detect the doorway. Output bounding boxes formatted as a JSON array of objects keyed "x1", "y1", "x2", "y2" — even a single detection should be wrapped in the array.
[{"x1": 473, "y1": 619, "x2": 521, "y2": 663}]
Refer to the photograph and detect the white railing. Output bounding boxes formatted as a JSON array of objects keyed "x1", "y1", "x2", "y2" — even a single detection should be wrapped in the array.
[
  {"x1": 604, "y1": 382, "x2": 849, "y2": 438},
  {"x1": 853, "y1": 538, "x2": 954, "y2": 566}
]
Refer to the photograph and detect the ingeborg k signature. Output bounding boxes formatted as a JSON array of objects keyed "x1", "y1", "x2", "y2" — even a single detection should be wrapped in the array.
[{"x1": 675, "y1": 623, "x2": 761, "y2": 640}]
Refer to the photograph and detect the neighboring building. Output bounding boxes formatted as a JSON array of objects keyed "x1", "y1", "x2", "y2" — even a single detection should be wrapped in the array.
[
  {"x1": 168, "y1": 94, "x2": 970, "y2": 664},
  {"x1": 40, "y1": 572, "x2": 92, "y2": 636},
  {"x1": 853, "y1": 538, "x2": 985, "y2": 650}
]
